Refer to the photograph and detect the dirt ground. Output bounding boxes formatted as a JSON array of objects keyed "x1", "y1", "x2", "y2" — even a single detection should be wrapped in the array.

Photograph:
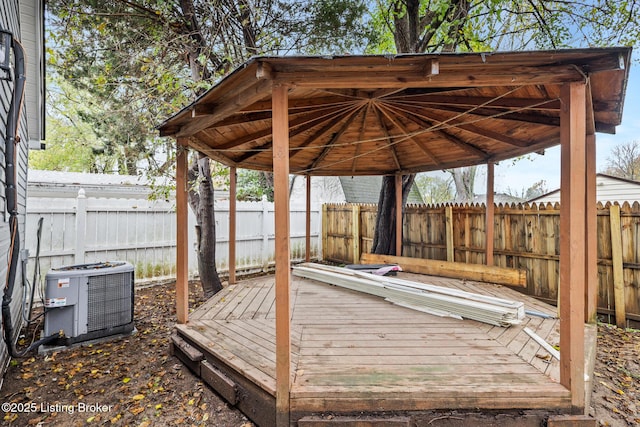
[
  {"x1": 1, "y1": 281, "x2": 251, "y2": 427},
  {"x1": 589, "y1": 323, "x2": 640, "y2": 426},
  {"x1": 1, "y1": 280, "x2": 638, "y2": 427}
]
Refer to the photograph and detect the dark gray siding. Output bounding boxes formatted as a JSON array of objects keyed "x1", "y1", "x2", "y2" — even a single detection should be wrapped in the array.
[{"x1": 0, "y1": 0, "x2": 31, "y2": 383}]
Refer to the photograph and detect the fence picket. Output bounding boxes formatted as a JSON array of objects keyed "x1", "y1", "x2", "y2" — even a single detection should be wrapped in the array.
[
  {"x1": 26, "y1": 190, "x2": 320, "y2": 282},
  {"x1": 323, "y1": 202, "x2": 640, "y2": 322}
]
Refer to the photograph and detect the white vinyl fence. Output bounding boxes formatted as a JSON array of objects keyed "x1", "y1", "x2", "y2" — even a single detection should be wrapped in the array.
[{"x1": 25, "y1": 189, "x2": 320, "y2": 284}]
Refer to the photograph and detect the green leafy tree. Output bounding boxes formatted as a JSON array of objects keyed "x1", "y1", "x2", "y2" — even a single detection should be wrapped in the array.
[
  {"x1": 45, "y1": 0, "x2": 640, "y2": 281},
  {"x1": 414, "y1": 174, "x2": 454, "y2": 204},
  {"x1": 365, "y1": 0, "x2": 640, "y2": 254},
  {"x1": 237, "y1": 169, "x2": 274, "y2": 202},
  {"x1": 30, "y1": 77, "x2": 104, "y2": 172},
  {"x1": 45, "y1": 0, "x2": 369, "y2": 296}
]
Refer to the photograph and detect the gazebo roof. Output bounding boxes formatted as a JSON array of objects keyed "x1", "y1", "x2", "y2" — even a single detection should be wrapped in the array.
[{"x1": 159, "y1": 47, "x2": 631, "y2": 176}]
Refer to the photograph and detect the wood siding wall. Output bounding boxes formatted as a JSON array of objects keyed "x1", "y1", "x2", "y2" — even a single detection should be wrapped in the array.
[
  {"x1": 323, "y1": 202, "x2": 640, "y2": 323},
  {"x1": 0, "y1": 0, "x2": 31, "y2": 382}
]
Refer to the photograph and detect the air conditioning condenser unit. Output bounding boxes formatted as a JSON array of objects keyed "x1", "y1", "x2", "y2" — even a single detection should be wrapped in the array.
[{"x1": 44, "y1": 261, "x2": 135, "y2": 345}]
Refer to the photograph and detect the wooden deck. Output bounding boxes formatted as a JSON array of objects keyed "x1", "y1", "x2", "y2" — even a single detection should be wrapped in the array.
[{"x1": 172, "y1": 272, "x2": 596, "y2": 426}]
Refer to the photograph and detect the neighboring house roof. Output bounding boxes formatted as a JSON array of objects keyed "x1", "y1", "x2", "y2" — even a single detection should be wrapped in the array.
[
  {"x1": 27, "y1": 169, "x2": 233, "y2": 200},
  {"x1": 28, "y1": 169, "x2": 154, "y2": 199},
  {"x1": 338, "y1": 176, "x2": 424, "y2": 204},
  {"x1": 528, "y1": 173, "x2": 640, "y2": 203}
]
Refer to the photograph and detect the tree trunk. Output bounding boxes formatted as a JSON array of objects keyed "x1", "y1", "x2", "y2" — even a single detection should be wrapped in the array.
[
  {"x1": 372, "y1": 174, "x2": 415, "y2": 254},
  {"x1": 188, "y1": 152, "x2": 223, "y2": 298},
  {"x1": 372, "y1": 0, "x2": 471, "y2": 255},
  {"x1": 449, "y1": 166, "x2": 476, "y2": 202},
  {"x1": 178, "y1": 0, "x2": 224, "y2": 297}
]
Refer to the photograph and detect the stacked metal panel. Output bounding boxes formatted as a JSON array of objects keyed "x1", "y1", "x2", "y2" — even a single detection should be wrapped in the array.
[{"x1": 292, "y1": 263, "x2": 524, "y2": 327}]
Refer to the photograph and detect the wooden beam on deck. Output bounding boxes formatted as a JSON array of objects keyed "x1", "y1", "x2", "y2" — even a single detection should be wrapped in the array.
[
  {"x1": 229, "y1": 167, "x2": 237, "y2": 285},
  {"x1": 272, "y1": 83, "x2": 291, "y2": 427},
  {"x1": 175, "y1": 138, "x2": 189, "y2": 324},
  {"x1": 360, "y1": 253, "x2": 526, "y2": 287},
  {"x1": 395, "y1": 174, "x2": 403, "y2": 256},
  {"x1": 486, "y1": 162, "x2": 495, "y2": 266},
  {"x1": 559, "y1": 81, "x2": 586, "y2": 413},
  {"x1": 306, "y1": 176, "x2": 311, "y2": 262}
]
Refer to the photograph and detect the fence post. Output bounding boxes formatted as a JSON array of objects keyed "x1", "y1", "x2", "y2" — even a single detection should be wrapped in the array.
[
  {"x1": 445, "y1": 205, "x2": 454, "y2": 262},
  {"x1": 609, "y1": 204, "x2": 626, "y2": 328},
  {"x1": 75, "y1": 188, "x2": 87, "y2": 265},
  {"x1": 322, "y1": 204, "x2": 328, "y2": 261},
  {"x1": 351, "y1": 204, "x2": 360, "y2": 264},
  {"x1": 262, "y1": 195, "x2": 270, "y2": 272}
]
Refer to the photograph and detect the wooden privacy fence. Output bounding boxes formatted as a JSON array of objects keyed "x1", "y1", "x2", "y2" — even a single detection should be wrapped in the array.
[{"x1": 322, "y1": 202, "x2": 640, "y2": 324}]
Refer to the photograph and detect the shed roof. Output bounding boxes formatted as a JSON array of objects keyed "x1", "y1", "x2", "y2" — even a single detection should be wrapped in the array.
[{"x1": 159, "y1": 48, "x2": 631, "y2": 176}]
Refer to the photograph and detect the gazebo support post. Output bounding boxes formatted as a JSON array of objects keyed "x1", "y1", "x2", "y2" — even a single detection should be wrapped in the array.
[
  {"x1": 486, "y1": 162, "x2": 495, "y2": 266},
  {"x1": 229, "y1": 167, "x2": 237, "y2": 285},
  {"x1": 272, "y1": 83, "x2": 291, "y2": 427},
  {"x1": 306, "y1": 175, "x2": 311, "y2": 262},
  {"x1": 559, "y1": 81, "x2": 586, "y2": 413},
  {"x1": 585, "y1": 133, "x2": 598, "y2": 323},
  {"x1": 395, "y1": 174, "x2": 403, "y2": 256},
  {"x1": 175, "y1": 138, "x2": 189, "y2": 324}
]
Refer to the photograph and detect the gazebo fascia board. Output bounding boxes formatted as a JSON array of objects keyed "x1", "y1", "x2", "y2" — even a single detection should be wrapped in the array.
[{"x1": 164, "y1": 47, "x2": 632, "y2": 426}]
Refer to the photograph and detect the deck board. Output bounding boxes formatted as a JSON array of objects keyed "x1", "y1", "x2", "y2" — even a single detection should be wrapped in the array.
[{"x1": 177, "y1": 271, "x2": 589, "y2": 418}]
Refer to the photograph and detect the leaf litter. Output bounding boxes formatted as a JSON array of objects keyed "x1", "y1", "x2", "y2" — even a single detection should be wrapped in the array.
[
  {"x1": 1, "y1": 280, "x2": 638, "y2": 426},
  {"x1": 1, "y1": 281, "x2": 252, "y2": 426}
]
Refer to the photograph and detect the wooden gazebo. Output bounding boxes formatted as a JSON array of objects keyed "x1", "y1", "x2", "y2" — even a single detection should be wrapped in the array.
[{"x1": 159, "y1": 48, "x2": 631, "y2": 426}]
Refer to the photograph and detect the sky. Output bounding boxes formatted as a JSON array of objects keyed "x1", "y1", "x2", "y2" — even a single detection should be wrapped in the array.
[{"x1": 423, "y1": 60, "x2": 640, "y2": 197}]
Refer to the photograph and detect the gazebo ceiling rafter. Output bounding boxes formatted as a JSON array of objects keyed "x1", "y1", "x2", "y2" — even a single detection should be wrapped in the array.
[
  {"x1": 159, "y1": 48, "x2": 630, "y2": 177},
  {"x1": 375, "y1": 102, "x2": 440, "y2": 167},
  {"x1": 223, "y1": 103, "x2": 358, "y2": 154},
  {"x1": 372, "y1": 103, "x2": 403, "y2": 171},
  {"x1": 429, "y1": 104, "x2": 561, "y2": 128},
  {"x1": 307, "y1": 105, "x2": 365, "y2": 171}
]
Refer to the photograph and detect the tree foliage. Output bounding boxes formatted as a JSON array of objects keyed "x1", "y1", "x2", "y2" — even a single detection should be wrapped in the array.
[
  {"x1": 30, "y1": 77, "x2": 102, "y2": 172},
  {"x1": 414, "y1": 174, "x2": 454, "y2": 204},
  {"x1": 44, "y1": 0, "x2": 640, "y2": 266},
  {"x1": 44, "y1": 0, "x2": 372, "y2": 293},
  {"x1": 237, "y1": 169, "x2": 274, "y2": 202}
]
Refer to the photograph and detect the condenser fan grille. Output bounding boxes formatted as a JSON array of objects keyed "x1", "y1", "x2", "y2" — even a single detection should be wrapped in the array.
[{"x1": 87, "y1": 271, "x2": 133, "y2": 332}]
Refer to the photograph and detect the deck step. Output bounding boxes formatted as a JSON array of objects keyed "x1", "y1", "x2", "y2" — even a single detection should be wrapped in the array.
[
  {"x1": 170, "y1": 332, "x2": 203, "y2": 376},
  {"x1": 201, "y1": 360, "x2": 238, "y2": 405}
]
